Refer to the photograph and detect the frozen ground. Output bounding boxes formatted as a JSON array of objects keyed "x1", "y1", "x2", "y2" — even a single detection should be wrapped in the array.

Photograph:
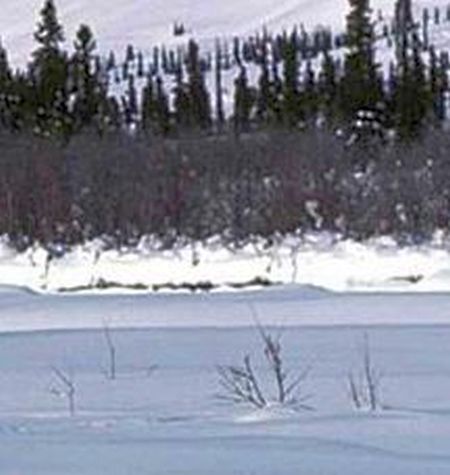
[
  {"x1": 2, "y1": 283, "x2": 450, "y2": 332},
  {"x1": 2, "y1": 319, "x2": 450, "y2": 474},
  {"x1": 1, "y1": 275, "x2": 450, "y2": 473}
]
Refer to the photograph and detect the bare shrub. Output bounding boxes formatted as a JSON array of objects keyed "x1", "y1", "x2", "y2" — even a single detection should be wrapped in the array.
[{"x1": 217, "y1": 326, "x2": 312, "y2": 410}]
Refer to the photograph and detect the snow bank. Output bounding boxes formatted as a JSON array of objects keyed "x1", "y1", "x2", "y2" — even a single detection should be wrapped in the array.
[{"x1": 1, "y1": 233, "x2": 450, "y2": 294}]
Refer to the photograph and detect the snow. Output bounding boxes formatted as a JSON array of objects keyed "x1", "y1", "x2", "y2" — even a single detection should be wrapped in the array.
[
  {"x1": 1, "y1": 279, "x2": 450, "y2": 333},
  {"x1": 1, "y1": 0, "x2": 449, "y2": 66},
  {"x1": 2, "y1": 324, "x2": 450, "y2": 473},
  {"x1": 2, "y1": 234, "x2": 450, "y2": 294},
  {"x1": 2, "y1": 0, "x2": 449, "y2": 120},
  {"x1": 2, "y1": 1, "x2": 450, "y2": 472},
  {"x1": 1, "y1": 239, "x2": 450, "y2": 474}
]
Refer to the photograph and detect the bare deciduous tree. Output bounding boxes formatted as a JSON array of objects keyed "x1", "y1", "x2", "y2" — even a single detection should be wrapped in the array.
[{"x1": 217, "y1": 325, "x2": 312, "y2": 410}]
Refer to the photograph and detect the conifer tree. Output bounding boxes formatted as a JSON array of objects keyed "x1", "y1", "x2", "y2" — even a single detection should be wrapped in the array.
[
  {"x1": 154, "y1": 75, "x2": 170, "y2": 134},
  {"x1": 256, "y1": 41, "x2": 271, "y2": 124},
  {"x1": 254, "y1": 41, "x2": 280, "y2": 126},
  {"x1": 106, "y1": 51, "x2": 116, "y2": 71},
  {"x1": 394, "y1": 0, "x2": 414, "y2": 61},
  {"x1": 173, "y1": 58, "x2": 191, "y2": 130},
  {"x1": 281, "y1": 32, "x2": 301, "y2": 127},
  {"x1": 137, "y1": 51, "x2": 144, "y2": 78},
  {"x1": 319, "y1": 50, "x2": 338, "y2": 123},
  {"x1": 233, "y1": 66, "x2": 253, "y2": 132},
  {"x1": 126, "y1": 44, "x2": 135, "y2": 63},
  {"x1": 422, "y1": 8, "x2": 430, "y2": 49},
  {"x1": 31, "y1": 0, "x2": 69, "y2": 136},
  {"x1": 233, "y1": 37, "x2": 241, "y2": 66},
  {"x1": 123, "y1": 74, "x2": 138, "y2": 127},
  {"x1": 141, "y1": 74, "x2": 157, "y2": 132},
  {"x1": 186, "y1": 40, "x2": 211, "y2": 129},
  {"x1": 393, "y1": 0, "x2": 431, "y2": 138},
  {"x1": 340, "y1": 0, "x2": 382, "y2": 125},
  {"x1": 270, "y1": 55, "x2": 283, "y2": 124},
  {"x1": 72, "y1": 24, "x2": 102, "y2": 130},
  {"x1": 122, "y1": 61, "x2": 129, "y2": 81},
  {"x1": 0, "y1": 43, "x2": 11, "y2": 87},
  {"x1": 0, "y1": 42, "x2": 13, "y2": 128},
  {"x1": 303, "y1": 59, "x2": 319, "y2": 123},
  {"x1": 152, "y1": 47, "x2": 160, "y2": 75},
  {"x1": 436, "y1": 52, "x2": 449, "y2": 121},
  {"x1": 214, "y1": 41, "x2": 225, "y2": 129},
  {"x1": 429, "y1": 46, "x2": 447, "y2": 123}
]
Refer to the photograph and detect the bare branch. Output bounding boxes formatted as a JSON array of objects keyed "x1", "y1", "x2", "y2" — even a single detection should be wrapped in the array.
[
  {"x1": 348, "y1": 334, "x2": 383, "y2": 412},
  {"x1": 50, "y1": 366, "x2": 76, "y2": 417},
  {"x1": 103, "y1": 322, "x2": 117, "y2": 380},
  {"x1": 217, "y1": 322, "x2": 312, "y2": 410}
]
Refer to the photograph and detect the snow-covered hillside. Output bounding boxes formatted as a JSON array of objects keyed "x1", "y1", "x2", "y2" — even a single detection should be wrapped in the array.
[{"x1": 0, "y1": 0, "x2": 447, "y2": 66}]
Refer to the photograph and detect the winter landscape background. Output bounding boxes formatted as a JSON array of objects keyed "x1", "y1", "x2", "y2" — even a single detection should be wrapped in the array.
[{"x1": 1, "y1": 0, "x2": 450, "y2": 473}]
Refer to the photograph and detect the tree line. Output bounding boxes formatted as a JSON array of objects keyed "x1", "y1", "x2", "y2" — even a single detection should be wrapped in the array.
[
  {"x1": 0, "y1": 0, "x2": 450, "y2": 249},
  {"x1": 0, "y1": 0, "x2": 447, "y2": 139}
]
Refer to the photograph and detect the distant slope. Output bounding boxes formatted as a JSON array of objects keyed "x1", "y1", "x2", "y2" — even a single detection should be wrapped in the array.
[{"x1": 0, "y1": 0, "x2": 444, "y2": 66}]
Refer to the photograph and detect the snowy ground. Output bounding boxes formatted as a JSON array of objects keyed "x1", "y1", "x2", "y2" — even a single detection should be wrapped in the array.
[
  {"x1": 1, "y1": 264, "x2": 450, "y2": 473},
  {"x1": 2, "y1": 283, "x2": 450, "y2": 332},
  {"x1": 3, "y1": 234, "x2": 450, "y2": 294},
  {"x1": 3, "y1": 314, "x2": 450, "y2": 474},
  {"x1": 2, "y1": 1, "x2": 450, "y2": 471}
]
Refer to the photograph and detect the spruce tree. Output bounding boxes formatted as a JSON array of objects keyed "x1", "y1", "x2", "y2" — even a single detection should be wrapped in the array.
[
  {"x1": 173, "y1": 58, "x2": 191, "y2": 130},
  {"x1": 256, "y1": 41, "x2": 271, "y2": 124},
  {"x1": 303, "y1": 59, "x2": 319, "y2": 123},
  {"x1": 319, "y1": 50, "x2": 338, "y2": 123},
  {"x1": 31, "y1": 0, "x2": 69, "y2": 136},
  {"x1": 141, "y1": 74, "x2": 157, "y2": 132},
  {"x1": 233, "y1": 66, "x2": 253, "y2": 132},
  {"x1": 214, "y1": 41, "x2": 225, "y2": 129},
  {"x1": 123, "y1": 74, "x2": 138, "y2": 127},
  {"x1": 0, "y1": 42, "x2": 11, "y2": 87},
  {"x1": 154, "y1": 76, "x2": 170, "y2": 134},
  {"x1": 281, "y1": 31, "x2": 301, "y2": 127},
  {"x1": 340, "y1": 0, "x2": 382, "y2": 125},
  {"x1": 393, "y1": 0, "x2": 431, "y2": 138},
  {"x1": 0, "y1": 42, "x2": 12, "y2": 128},
  {"x1": 255, "y1": 40, "x2": 281, "y2": 126},
  {"x1": 428, "y1": 46, "x2": 448, "y2": 124},
  {"x1": 137, "y1": 51, "x2": 144, "y2": 78},
  {"x1": 72, "y1": 24, "x2": 102, "y2": 130},
  {"x1": 186, "y1": 40, "x2": 211, "y2": 129}
]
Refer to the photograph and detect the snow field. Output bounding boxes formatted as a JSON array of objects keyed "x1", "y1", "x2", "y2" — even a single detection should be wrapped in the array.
[{"x1": 2, "y1": 325, "x2": 450, "y2": 474}]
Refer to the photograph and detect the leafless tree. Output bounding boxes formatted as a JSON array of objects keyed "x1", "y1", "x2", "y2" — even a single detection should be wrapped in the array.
[
  {"x1": 348, "y1": 334, "x2": 383, "y2": 411},
  {"x1": 50, "y1": 367, "x2": 76, "y2": 417},
  {"x1": 217, "y1": 325, "x2": 312, "y2": 410}
]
